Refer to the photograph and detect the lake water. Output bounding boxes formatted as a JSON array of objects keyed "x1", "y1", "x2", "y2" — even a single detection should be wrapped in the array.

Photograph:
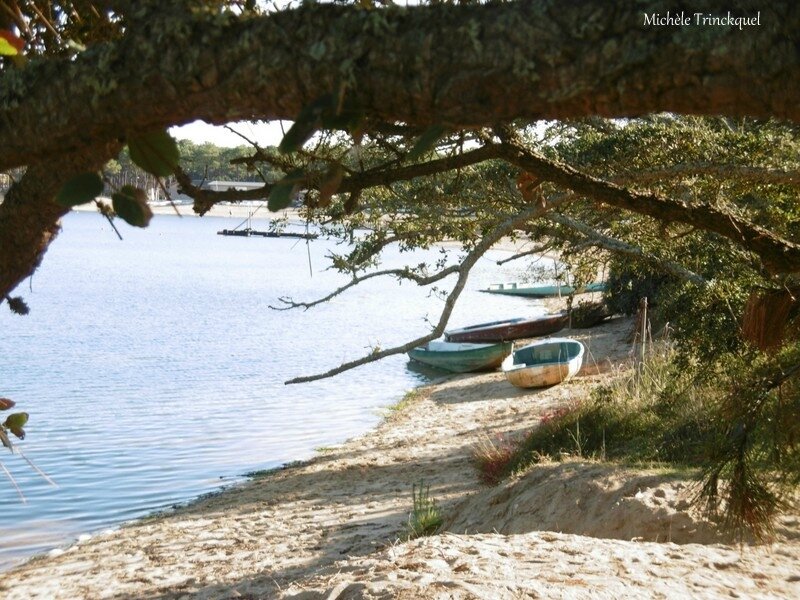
[{"x1": 0, "y1": 211, "x2": 551, "y2": 570}]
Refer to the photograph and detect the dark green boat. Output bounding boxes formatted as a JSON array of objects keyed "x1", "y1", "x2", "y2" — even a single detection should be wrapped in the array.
[{"x1": 407, "y1": 341, "x2": 513, "y2": 373}]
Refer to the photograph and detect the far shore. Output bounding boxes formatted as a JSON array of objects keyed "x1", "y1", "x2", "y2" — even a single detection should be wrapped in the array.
[
  {"x1": 71, "y1": 198, "x2": 304, "y2": 222},
  {"x1": 71, "y1": 200, "x2": 532, "y2": 255},
  {"x1": 3, "y1": 315, "x2": 798, "y2": 599}
]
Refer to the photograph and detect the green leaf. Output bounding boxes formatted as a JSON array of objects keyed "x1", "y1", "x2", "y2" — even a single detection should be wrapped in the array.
[
  {"x1": 407, "y1": 125, "x2": 448, "y2": 162},
  {"x1": 112, "y1": 186, "x2": 153, "y2": 228},
  {"x1": 128, "y1": 130, "x2": 180, "y2": 177},
  {"x1": 4, "y1": 412, "x2": 28, "y2": 430},
  {"x1": 321, "y1": 105, "x2": 364, "y2": 134},
  {"x1": 279, "y1": 95, "x2": 335, "y2": 154},
  {"x1": 6, "y1": 296, "x2": 29, "y2": 315},
  {"x1": 318, "y1": 164, "x2": 345, "y2": 208},
  {"x1": 0, "y1": 30, "x2": 24, "y2": 56},
  {"x1": 0, "y1": 398, "x2": 15, "y2": 411},
  {"x1": 268, "y1": 169, "x2": 306, "y2": 212},
  {"x1": 56, "y1": 173, "x2": 104, "y2": 207}
]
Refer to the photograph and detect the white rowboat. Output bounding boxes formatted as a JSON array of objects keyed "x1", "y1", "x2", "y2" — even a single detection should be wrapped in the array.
[{"x1": 501, "y1": 338, "x2": 585, "y2": 388}]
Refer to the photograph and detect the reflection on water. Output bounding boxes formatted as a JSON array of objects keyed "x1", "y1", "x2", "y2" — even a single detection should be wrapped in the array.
[{"x1": 0, "y1": 211, "x2": 552, "y2": 570}]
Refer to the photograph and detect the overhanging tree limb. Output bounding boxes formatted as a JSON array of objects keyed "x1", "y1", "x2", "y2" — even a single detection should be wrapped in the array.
[
  {"x1": 1, "y1": 2, "x2": 798, "y2": 171},
  {"x1": 0, "y1": 142, "x2": 121, "y2": 300},
  {"x1": 178, "y1": 144, "x2": 504, "y2": 214},
  {"x1": 496, "y1": 140, "x2": 800, "y2": 275}
]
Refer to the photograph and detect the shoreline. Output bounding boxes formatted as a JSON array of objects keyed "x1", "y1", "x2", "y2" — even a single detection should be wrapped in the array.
[{"x1": 3, "y1": 316, "x2": 798, "y2": 599}]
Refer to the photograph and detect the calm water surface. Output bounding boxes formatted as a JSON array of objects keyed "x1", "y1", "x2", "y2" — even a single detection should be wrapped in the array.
[{"x1": 0, "y1": 211, "x2": 551, "y2": 569}]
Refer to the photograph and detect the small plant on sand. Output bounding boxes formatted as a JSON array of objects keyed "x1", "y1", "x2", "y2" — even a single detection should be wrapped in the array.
[
  {"x1": 472, "y1": 433, "x2": 519, "y2": 485},
  {"x1": 385, "y1": 389, "x2": 422, "y2": 417},
  {"x1": 406, "y1": 480, "x2": 443, "y2": 539}
]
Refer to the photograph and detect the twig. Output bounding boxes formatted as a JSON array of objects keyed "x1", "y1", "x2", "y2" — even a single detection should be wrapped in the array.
[{"x1": 0, "y1": 459, "x2": 25, "y2": 502}]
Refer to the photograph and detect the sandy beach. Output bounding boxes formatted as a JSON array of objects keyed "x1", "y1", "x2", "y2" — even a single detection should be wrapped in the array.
[{"x1": 2, "y1": 317, "x2": 799, "y2": 599}]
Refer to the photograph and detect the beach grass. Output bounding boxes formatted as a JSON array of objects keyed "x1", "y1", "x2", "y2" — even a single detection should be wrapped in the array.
[
  {"x1": 405, "y1": 481, "x2": 443, "y2": 539},
  {"x1": 495, "y1": 344, "x2": 714, "y2": 480}
]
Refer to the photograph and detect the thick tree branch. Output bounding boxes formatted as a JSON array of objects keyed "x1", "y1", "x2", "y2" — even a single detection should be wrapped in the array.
[
  {"x1": 179, "y1": 144, "x2": 503, "y2": 214},
  {"x1": 0, "y1": 143, "x2": 121, "y2": 299},
  {"x1": 284, "y1": 203, "x2": 548, "y2": 384},
  {"x1": 497, "y1": 140, "x2": 800, "y2": 275},
  {"x1": 2, "y1": 2, "x2": 798, "y2": 170}
]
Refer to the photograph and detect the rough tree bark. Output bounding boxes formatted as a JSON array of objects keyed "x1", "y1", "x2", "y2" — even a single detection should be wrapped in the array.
[
  {"x1": 1, "y1": 1, "x2": 798, "y2": 298},
  {"x1": 0, "y1": 143, "x2": 121, "y2": 299},
  {"x1": 0, "y1": 1, "x2": 797, "y2": 169}
]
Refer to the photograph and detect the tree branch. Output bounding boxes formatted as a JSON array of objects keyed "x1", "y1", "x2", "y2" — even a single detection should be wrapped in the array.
[
  {"x1": 0, "y1": 142, "x2": 121, "y2": 299},
  {"x1": 179, "y1": 143, "x2": 503, "y2": 214},
  {"x1": 546, "y1": 213, "x2": 707, "y2": 285},
  {"x1": 284, "y1": 203, "x2": 549, "y2": 384},
  {"x1": 496, "y1": 140, "x2": 800, "y2": 275},
  {"x1": 626, "y1": 163, "x2": 800, "y2": 188},
  {"x1": 2, "y1": 2, "x2": 798, "y2": 170},
  {"x1": 270, "y1": 264, "x2": 460, "y2": 311},
  {"x1": 495, "y1": 244, "x2": 556, "y2": 266}
]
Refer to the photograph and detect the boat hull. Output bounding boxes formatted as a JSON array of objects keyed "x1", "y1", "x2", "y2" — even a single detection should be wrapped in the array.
[
  {"x1": 481, "y1": 282, "x2": 606, "y2": 298},
  {"x1": 444, "y1": 314, "x2": 567, "y2": 343},
  {"x1": 501, "y1": 339, "x2": 585, "y2": 388},
  {"x1": 408, "y1": 341, "x2": 512, "y2": 373}
]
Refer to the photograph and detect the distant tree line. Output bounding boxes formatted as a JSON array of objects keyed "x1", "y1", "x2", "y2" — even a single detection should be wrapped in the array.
[{"x1": 103, "y1": 140, "x2": 276, "y2": 200}]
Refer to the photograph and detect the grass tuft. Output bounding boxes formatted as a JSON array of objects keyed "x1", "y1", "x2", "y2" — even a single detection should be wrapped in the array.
[
  {"x1": 471, "y1": 434, "x2": 519, "y2": 485},
  {"x1": 406, "y1": 480, "x2": 443, "y2": 539},
  {"x1": 506, "y1": 345, "x2": 712, "y2": 476}
]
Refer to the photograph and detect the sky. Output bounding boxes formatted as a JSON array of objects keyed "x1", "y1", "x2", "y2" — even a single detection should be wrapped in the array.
[{"x1": 170, "y1": 120, "x2": 287, "y2": 148}]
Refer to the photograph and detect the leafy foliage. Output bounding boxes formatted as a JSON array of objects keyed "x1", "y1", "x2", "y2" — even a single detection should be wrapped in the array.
[
  {"x1": 128, "y1": 131, "x2": 181, "y2": 178},
  {"x1": 56, "y1": 172, "x2": 104, "y2": 207},
  {"x1": 112, "y1": 185, "x2": 153, "y2": 228}
]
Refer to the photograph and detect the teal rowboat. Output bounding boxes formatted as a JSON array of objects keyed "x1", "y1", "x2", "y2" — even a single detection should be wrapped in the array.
[
  {"x1": 408, "y1": 341, "x2": 513, "y2": 373},
  {"x1": 481, "y1": 281, "x2": 606, "y2": 298}
]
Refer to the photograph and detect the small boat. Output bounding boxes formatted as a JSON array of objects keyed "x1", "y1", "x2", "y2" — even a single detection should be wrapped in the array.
[
  {"x1": 407, "y1": 341, "x2": 513, "y2": 373},
  {"x1": 501, "y1": 338, "x2": 585, "y2": 388},
  {"x1": 480, "y1": 281, "x2": 606, "y2": 298},
  {"x1": 444, "y1": 314, "x2": 568, "y2": 343}
]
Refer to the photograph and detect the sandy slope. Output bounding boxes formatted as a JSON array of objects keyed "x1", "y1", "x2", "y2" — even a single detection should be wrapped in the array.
[{"x1": 2, "y1": 318, "x2": 798, "y2": 599}]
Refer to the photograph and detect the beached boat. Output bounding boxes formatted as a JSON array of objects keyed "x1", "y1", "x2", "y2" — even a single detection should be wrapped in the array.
[
  {"x1": 480, "y1": 281, "x2": 606, "y2": 298},
  {"x1": 501, "y1": 338, "x2": 585, "y2": 388},
  {"x1": 444, "y1": 313, "x2": 568, "y2": 343},
  {"x1": 407, "y1": 341, "x2": 513, "y2": 373}
]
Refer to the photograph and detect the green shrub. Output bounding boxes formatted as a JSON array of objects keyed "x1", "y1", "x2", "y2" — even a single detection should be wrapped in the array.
[{"x1": 505, "y1": 345, "x2": 713, "y2": 475}]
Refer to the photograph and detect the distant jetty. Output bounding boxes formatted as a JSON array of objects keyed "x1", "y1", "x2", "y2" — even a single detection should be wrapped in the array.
[{"x1": 217, "y1": 227, "x2": 317, "y2": 240}]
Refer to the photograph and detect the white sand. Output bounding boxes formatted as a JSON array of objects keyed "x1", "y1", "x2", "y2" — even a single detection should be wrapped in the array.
[{"x1": 2, "y1": 317, "x2": 798, "y2": 599}]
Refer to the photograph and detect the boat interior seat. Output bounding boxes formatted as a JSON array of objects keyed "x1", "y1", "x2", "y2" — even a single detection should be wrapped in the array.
[{"x1": 514, "y1": 342, "x2": 579, "y2": 366}]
